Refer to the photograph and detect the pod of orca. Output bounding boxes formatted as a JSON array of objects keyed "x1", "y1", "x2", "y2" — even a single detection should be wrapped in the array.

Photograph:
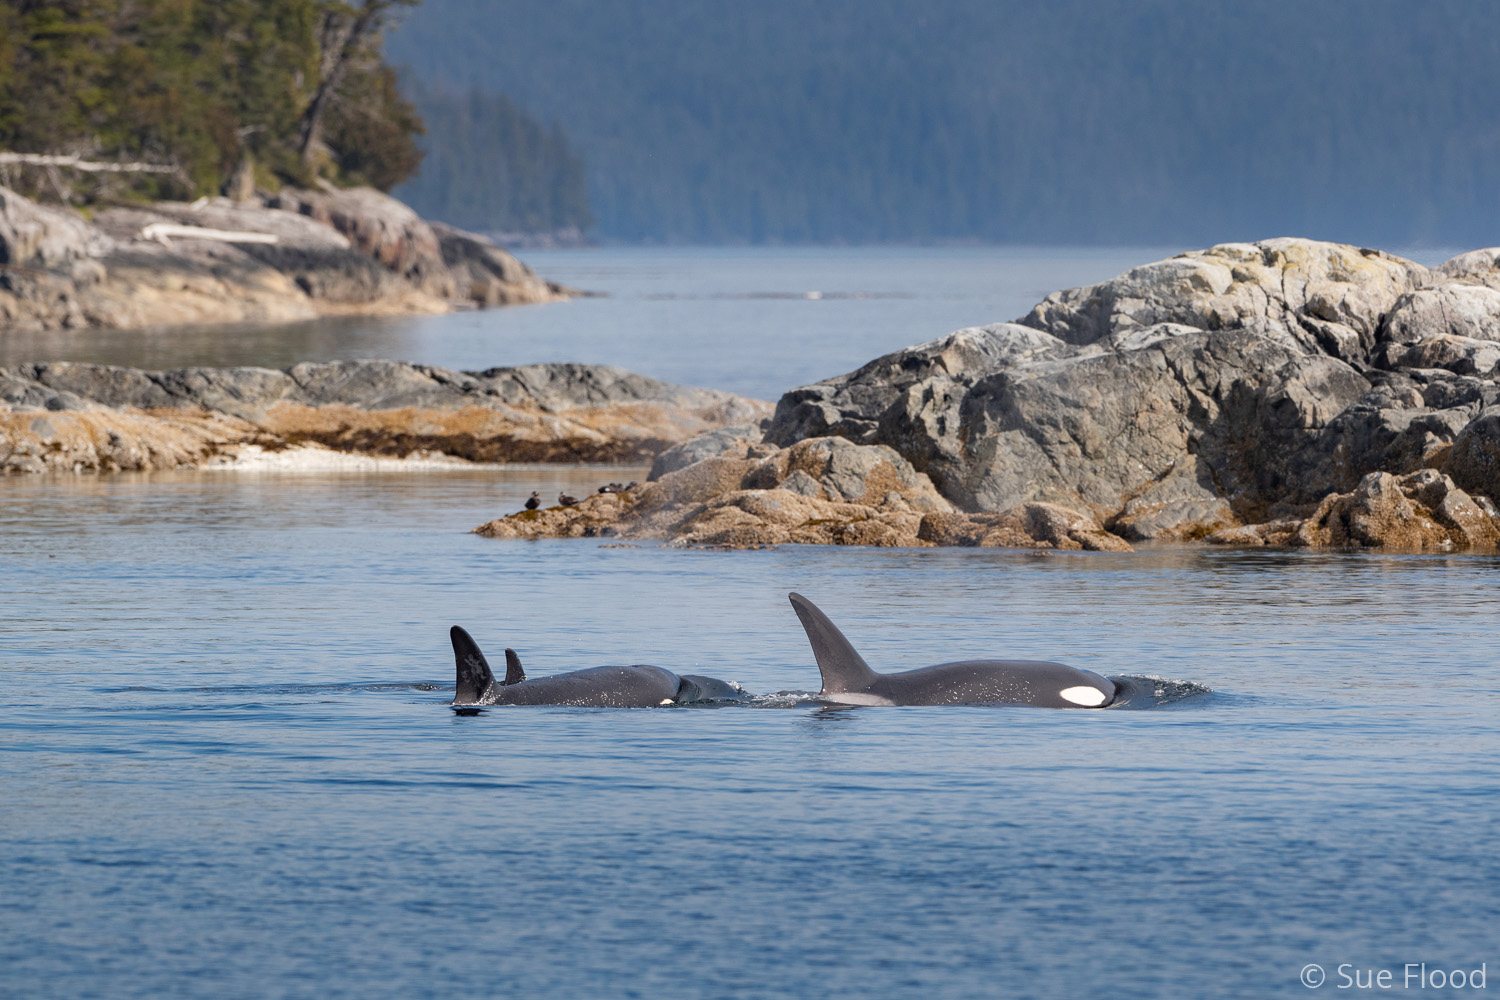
[{"x1": 450, "y1": 592, "x2": 1176, "y2": 712}]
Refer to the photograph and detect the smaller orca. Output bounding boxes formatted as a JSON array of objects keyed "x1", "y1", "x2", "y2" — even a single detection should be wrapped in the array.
[
  {"x1": 787, "y1": 593, "x2": 1117, "y2": 708},
  {"x1": 450, "y1": 626, "x2": 744, "y2": 711}
]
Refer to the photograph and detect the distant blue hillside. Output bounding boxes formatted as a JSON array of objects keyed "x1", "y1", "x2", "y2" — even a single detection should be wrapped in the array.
[{"x1": 388, "y1": 0, "x2": 1500, "y2": 246}]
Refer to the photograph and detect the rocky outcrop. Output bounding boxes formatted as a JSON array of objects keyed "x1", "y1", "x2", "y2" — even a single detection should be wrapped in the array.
[
  {"x1": 1446, "y1": 407, "x2": 1500, "y2": 500},
  {"x1": 1018, "y1": 239, "x2": 1425, "y2": 364},
  {"x1": 647, "y1": 422, "x2": 772, "y2": 479},
  {"x1": 0, "y1": 360, "x2": 769, "y2": 472},
  {"x1": 762, "y1": 238, "x2": 1500, "y2": 546},
  {"x1": 1206, "y1": 470, "x2": 1500, "y2": 551},
  {"x1": 0, "y1": 185, "x2": 572, "y2": 333},
  {"x1": 430, "y1": 222, "x2": 569, "y2": 306},
  {"x1": 473, "y1": 433, "x2": 1131, "y2": 550}
]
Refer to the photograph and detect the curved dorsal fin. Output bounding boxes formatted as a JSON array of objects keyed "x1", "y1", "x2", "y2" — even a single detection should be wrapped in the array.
[
  {"x1": 788, "y1": 593, "x2": 879, "y2": 694},
  {"x1": 451, "y1": 626, "x2": 497, "y2": 704},
  {"x1": 503, "y1": 648, "x2": 526, "y2": 685}
]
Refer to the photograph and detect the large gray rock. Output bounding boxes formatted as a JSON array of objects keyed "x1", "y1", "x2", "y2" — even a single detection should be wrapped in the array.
[
  {"x1": 13, "y1": 359, "x2": 766, "y2": 419},
  {"x1": 1433, "y1": 247, "x2": 1500, "y2": 291},
  {"x1": 769, "y1": 319, "x2": 1370, "y2": 531},
  {"x1": 1446, "y1": 407, "x2": 1500, "y2": 501},
  {"x1": 1282, "y1": 371, "x2": 1497, "y2": 499},
  {"x1": 0, "y1": 186, "x2": 573, "y2": 332},
  {"x1": 270, "y1": 183, "x2": 456, "y2": 299},
  {"x1": 648, "y1": 423, "x2": 770, "y2": 480},
  {"x1": 1378, "y1": 285, "x2": 1500, "y2": 348},
  {"x1": 768, "y1": 323, "x2": 1066, "y2": 445},
  {"x1": 766, "y1": 238, "x2": 1500, "y2": 539},
  {"x1": 1019, "y1": 238, "x2": 1427, "y2": 365},
  {"x1": 0, "y1": 186, "x2": 109, "y2": 277},
  {"x1": 431, "y1": 222, "x2": 568, "y2": 306},
  {"x1": 1, "y1": 360, "x2": 773, "y2": 473},
  {"x1": 1208, "y1": 470, "x2": 1499, "y2": 551}
]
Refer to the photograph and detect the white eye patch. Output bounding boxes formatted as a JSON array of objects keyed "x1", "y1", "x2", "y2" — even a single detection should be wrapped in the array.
[{"x1": 1059, "y1": 686, "x2": 1108, "y2": 707}]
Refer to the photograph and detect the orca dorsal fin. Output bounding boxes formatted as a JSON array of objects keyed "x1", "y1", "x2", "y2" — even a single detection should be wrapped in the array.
[
  {"x1": 788, "y1": 593, "x2": 880, "y2": 694},
  {"x1": 451, "y1": 626, "x2": 497, "y2": 704},
  {"x1": 503, "y1": 648, "x2": 526, "y2": 685}
]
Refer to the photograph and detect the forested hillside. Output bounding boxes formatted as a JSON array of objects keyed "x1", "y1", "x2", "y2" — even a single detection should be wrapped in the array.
[
  {"x1": 387, "y1": 0, "x2": 1500, "y2": 246},
  {"x1": 0, "y1": 0, "x2": 423, "y2": 199},
  {"x1": 391, "y1": 83, "x2": 592, "y2": 235}
]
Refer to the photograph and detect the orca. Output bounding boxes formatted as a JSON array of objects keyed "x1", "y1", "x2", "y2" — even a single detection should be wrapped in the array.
[
  {"x1": 450, "y1": 626, "x2": 744, "y2": 711},
  {"x1": 787, "y1": 593, "x2": 1117, "y2": 708}
]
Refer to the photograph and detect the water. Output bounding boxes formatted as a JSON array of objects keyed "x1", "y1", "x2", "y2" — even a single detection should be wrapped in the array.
[
  {"x1": 3, "y1": 249, "x2": 1499, "y2": 999},
  {"x1": 0, "y1": 246, "x2": 1174, "y2": 401}
]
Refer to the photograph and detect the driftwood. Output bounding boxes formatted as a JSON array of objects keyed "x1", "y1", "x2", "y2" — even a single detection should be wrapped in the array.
[
  {"x1": 139, "y1": 222, "x2": 279, "y2": 245},
  {"x1": 0, "y1": 152, "x2": 178, "y2": 174}
]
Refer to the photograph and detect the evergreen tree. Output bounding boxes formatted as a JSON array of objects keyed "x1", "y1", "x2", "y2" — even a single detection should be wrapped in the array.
[{"x1": 0, "y1": 0, "x2": 424, "y2": 199}]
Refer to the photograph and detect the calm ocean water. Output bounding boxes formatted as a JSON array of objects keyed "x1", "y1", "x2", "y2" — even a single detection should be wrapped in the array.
[{"x1": 3, "y1": 248, "x2": 1498, "y2": 999}]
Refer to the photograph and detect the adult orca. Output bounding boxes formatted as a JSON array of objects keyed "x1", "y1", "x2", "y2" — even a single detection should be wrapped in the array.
[
  {"x1": 450, "y1": 626, "x2": 744, "y2": 711},
  {"x1": 787, "y1": 593, "x2": 1118, "y2": 708}
]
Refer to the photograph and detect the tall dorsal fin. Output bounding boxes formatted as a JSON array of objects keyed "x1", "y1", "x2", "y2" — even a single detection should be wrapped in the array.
[
  {"x1": 787, "y1": 593, "x2": 880, "y2": 694},
  {"x1": 450, "y1": 626, "x2": 497, "y2": 704},
  {"x1": 503, "y1": 648, "x2": 526, "y2": 685}
]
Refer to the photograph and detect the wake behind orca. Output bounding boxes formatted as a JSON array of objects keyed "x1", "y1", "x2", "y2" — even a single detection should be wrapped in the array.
[
  {"x1": 449, "y1": 626, "x2": 743, "y2": 712},
  {"x1": 788, "y1": 592, "x2": 1124, "y2": 708}
]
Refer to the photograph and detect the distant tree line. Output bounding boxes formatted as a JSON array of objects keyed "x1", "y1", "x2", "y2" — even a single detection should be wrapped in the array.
[
  {"x1": 392, "y1": 82, "x2": 592, "y2": 235},
  {"x1": 0, "y1": 0, "x2": 424, "y2": 200},
  {"x1": 389, "y1": 0, "x2": 1500, "y2": 247}
]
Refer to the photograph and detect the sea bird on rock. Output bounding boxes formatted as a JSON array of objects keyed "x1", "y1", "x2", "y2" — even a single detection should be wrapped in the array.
[
  {"x1": 524, "y1": 491, "x2": 541, "y2": 510},
  {"x1": 558, "y1": 492, "x2": 579, "y2": 507}
]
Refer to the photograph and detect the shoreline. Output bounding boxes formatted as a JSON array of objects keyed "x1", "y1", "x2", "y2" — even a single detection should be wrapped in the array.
[
  {"x1": 0, "y1": 184, "x2": 575, "y2": 335},
  {"x1": 474, "y1": 237, "x2": 1500, "y2": 553},
  {"x1": 5, "y1": 236, "x2": 1498, "y2": 554}
]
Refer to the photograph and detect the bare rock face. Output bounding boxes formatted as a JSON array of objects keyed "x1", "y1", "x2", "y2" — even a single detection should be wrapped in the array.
[
  {"x1": 470, "y1": 237, "x2": 1500, "y2": 550},
  {"x1": 0, "y1": 360, "x2": 770, "y2": 472},
  {"x1": 765, "y1": 238, "x2": 1500, "y2": 543},
  {"x1": 1432, "y1": 247, "x2": 1500, "y2": 291},
  {"x1": 472, "y1": 434, "x2": 1131, "y2": 550},
  {"x1": 270, "y1": 183, "x2": 456, "y2": 299},
  {"x1": 648, "y1": 423, "x2": 772, "y2": 479},
  {"x1": 1207, "y1": 470, "x2": 1500, "y2": 551},
  {"x1": 916, "y1": 505, "x2": 1131, "y2": 551},
  {"x1": 0, "y1": 186, "x2": 571, "y2": 333},
  {"x1": 770, "y1": 318, "x2": 1369, "y2": 535},
  {"x1": 1445, "y1": 407, "x2": 1500, "y2": 501},
  {"x1": 0, "y1": 187, "x2": 109, "y2": 275},
  {"x1": 739, "y1": 436, "x2": 952, "y2": 510},
  {"x1": 0, "y1": 187, "x2": 112, "y2": 330},
  {"x1": 1019, "y1": 239, "x2": 1427, "y2": 364},
  {"x1": 430, "y1": 222, "x2": 571, "y2": 306}
]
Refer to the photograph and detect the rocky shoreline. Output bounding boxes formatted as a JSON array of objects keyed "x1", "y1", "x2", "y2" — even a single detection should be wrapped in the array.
[
  {"x1": 6, "y1": 233, "x2": 1499, "y2": 552},
  {"x1": 477, "y1": 238, "x2": 1500, "y2": 552},
  {"x1": 0, "y1": 183, "x2": 571, "y2": 332},
  {"x1": 0, "y1": 360, "x2": 770, "y2": 472}
]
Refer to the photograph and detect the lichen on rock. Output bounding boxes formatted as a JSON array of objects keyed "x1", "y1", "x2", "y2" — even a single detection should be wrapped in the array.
[
  {"x1": 1206, "y1": 470, "x2": 1499, "y2": 551},
  {"x1": 0, "y1": 360, "x2": 770, "y2": 473},
  {"x1": 473, "y1": 433, "x2": 1132, "y2": 550}
]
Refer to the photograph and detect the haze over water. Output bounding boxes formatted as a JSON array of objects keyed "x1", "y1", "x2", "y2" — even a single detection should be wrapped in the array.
[{"x1": 3, "y1": 249, "x2": 1498, "y2": 998}]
